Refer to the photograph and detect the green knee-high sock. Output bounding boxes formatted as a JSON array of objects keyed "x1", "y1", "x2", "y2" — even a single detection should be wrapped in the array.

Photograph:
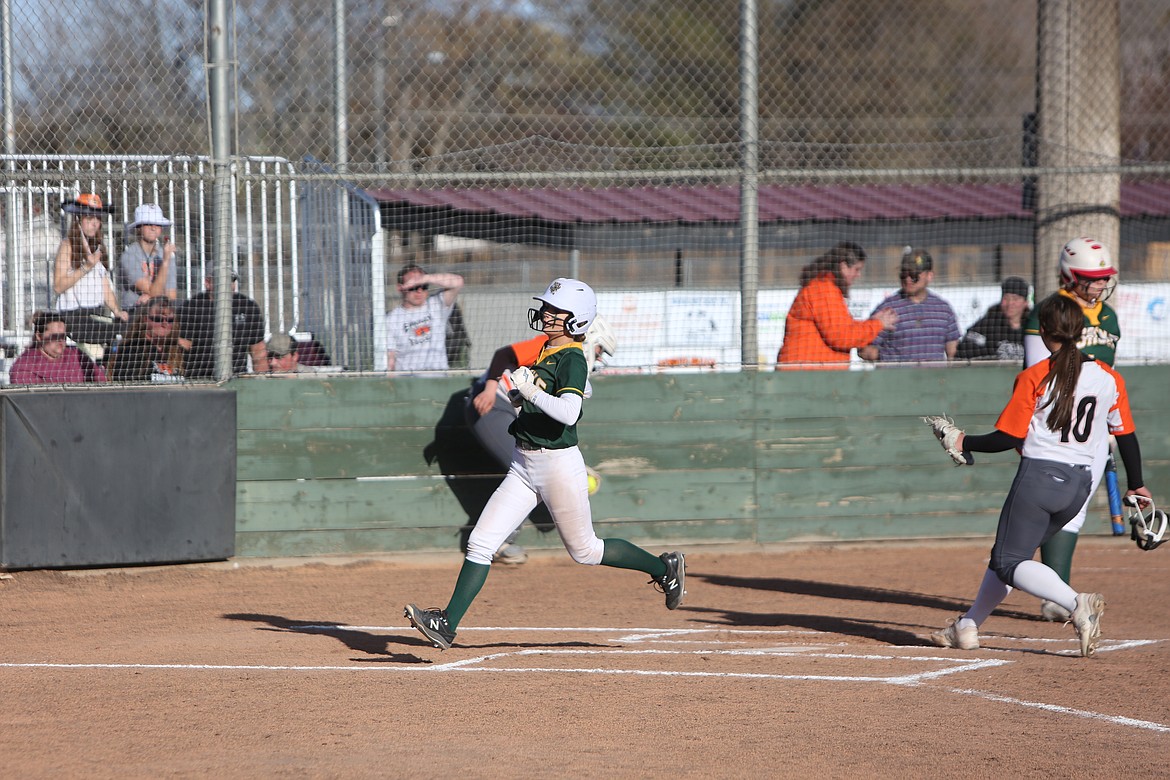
[
  {"x1": 1040, "y1": 530, "x2": 1079, "y2": 585},
  {"x1": 600, "y1": 538, "x2": 666, "y2": 579},
  {"x1": 445, "y1": 559, "x2": 490, "y2": 630}
]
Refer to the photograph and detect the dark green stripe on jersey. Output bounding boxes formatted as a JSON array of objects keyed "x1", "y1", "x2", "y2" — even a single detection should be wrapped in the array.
[{"x1": 510, "y1": 342, "x2": 588, "y2": 449}]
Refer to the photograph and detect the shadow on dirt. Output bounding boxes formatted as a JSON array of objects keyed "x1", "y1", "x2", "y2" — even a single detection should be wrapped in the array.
[
  {"x1": 683, "y1": 605, "x2": 931, "y2": 645},
  {"x1": 223, "y1": 612, "x2": 432, "y2": 662},
  {"x1": 695, "y1": 572, "x2": 1037, "y2": 621},
  {"x1": 422, "y1": 387, "x2": 556, "y2": 552},
  {"x1": 366, "y1": 639, "x2": 614, "y2": 656},
  {"x1": 223, "y1": 612, "x2": 612, "y2": 660}
]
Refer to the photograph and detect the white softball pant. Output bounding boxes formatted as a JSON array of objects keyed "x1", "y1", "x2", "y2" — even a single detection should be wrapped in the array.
[{"x1": 465, "y1": 444, "x2": 604, "y2": 567}]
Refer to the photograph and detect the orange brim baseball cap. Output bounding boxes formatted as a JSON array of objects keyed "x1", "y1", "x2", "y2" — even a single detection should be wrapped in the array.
[{"x1": 62, "y1": 193, "x2": 115, "y2": 216}]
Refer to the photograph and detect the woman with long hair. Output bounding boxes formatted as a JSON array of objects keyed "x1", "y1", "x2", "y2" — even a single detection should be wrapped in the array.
[
  {"x1": 776, "y1": 241, "x2": 896, "y2": 369},
  {"x1": 928, "y1": 294, "x2": 1153, "y2": 657},
  {"x1": 52, "y1": 194, "x2": 129, "y2": 351},
  {"x1": 109, "y1": 297, "x2": 186, "y2": 382}
]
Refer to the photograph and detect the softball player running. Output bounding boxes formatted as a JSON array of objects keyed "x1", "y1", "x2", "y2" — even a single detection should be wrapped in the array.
[
  {"x1": 466, "y1": 316, "x2": 618, "y2": 564},
  {"x1": 925, "y1": 294, "x2": 1152, "y2": 657},
  {"x1": 1022, "y1": 237, "x2": 1123, "y2": 622},
  {"x1": 405, "y1": 278, "x2": 685, "y2": 650}
]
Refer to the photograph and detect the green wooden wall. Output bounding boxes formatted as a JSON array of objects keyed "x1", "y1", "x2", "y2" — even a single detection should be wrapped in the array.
[{"x1": 233, "y1": 367, "x2": 1170, "y2": 558}]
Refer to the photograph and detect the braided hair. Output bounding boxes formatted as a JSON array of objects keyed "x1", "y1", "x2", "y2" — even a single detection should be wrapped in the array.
[{"x1": 1038, "y1": 294, "x2": 1090, "y2": 433}]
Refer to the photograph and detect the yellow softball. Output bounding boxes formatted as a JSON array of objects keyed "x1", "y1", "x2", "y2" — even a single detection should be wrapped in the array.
[{"x1": 586, "y1": 466, "x2": 602, "y2": 495}]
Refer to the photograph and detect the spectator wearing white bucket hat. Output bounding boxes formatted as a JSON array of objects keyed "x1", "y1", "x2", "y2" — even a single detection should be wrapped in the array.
[{"x1": 119, "y1": 203, "x2": 178, "y2": 312}]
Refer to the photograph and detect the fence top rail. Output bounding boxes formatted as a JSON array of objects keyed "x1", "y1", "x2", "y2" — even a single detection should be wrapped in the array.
[
  {"x1": 0, "y1": 156, "x2": 298, "y2": 184},
  {"x1": 6, "y1": 154, "x2": 1170, "y2": 187},
  {"x1": 0, "y1": 154, "x2": 294, "y2": 164}
]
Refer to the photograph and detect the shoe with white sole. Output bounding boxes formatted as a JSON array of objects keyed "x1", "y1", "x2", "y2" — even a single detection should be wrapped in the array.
[
  {"x1": 1070, "y1": 592, "x2": 1105, "y2": 658},
  {"x1": 930, "y1": 616, "x2": 979, "y2": 650}
]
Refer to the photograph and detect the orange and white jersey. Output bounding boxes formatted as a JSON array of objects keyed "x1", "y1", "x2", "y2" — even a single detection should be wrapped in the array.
[{"x1": 995, "y1": 358, "x2": 1134, "y2": 465}]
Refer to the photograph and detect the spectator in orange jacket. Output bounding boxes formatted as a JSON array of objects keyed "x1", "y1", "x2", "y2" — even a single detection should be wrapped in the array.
[{"x1": 776, "y1": 242, "x2": 896, "y2": 370}]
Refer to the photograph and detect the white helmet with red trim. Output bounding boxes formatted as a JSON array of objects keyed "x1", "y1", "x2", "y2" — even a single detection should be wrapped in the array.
[
  {"x1": 1059, "y1": 237, "x2": 1116, "y2": 283},
  {"x1": 1059, "y1": 237, "x2": 1117, "y2": 302},
  {"x1": 529, "y1": 278, "x2": 596, "y2": 337}
]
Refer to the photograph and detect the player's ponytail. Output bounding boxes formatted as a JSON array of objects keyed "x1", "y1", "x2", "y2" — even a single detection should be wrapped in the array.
[{"x1": 1038, "y1": 295, "x2": 1089, "y2": 433}]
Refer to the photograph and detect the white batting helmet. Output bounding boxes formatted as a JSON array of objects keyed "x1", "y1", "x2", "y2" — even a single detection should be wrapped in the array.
[
  {"x1": 1059, "y1": 237, "x2": 1117, "y2": 283},
  {"x1": 530, "y1": 278, "x2": 597, "y2": 337},
  {"x1": 582, "y1": 314, "x2": 618, "y2": 373}
]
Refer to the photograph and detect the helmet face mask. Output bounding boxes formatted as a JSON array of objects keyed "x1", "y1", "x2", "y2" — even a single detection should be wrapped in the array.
[
  {"x1": 1069, "y1": 273, "x2": 1117, "y2": 305},
  {"x1": 1126, "y1": 495, "x2": 1167, "y2": 551},
  {"x1": 528, "y1": 303, "x2": 570, "y2": 333}
]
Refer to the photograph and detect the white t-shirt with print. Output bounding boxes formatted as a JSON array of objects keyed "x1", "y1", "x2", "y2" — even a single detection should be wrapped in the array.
[{"x1": 384, "y1": 294, "x2": 454, "y2": 372}]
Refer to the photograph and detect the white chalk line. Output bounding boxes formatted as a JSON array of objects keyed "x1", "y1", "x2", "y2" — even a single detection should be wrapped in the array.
[
  {"x1": 953, "y1": 636, "x2": 1163, "y2": 657},
  {"x1": 947, "y1": 687, "x2": 1170, "y2": 734},
  {"x1": 294, "y1": 625, "x2": 828, "y2": 636},
  {"x1": 0, "y1": 662, "x2": 392, "y2": 672},
  {"x1": 298, "y1": 624, "x2": 1166, "y2": 656},
  {"x1": 0, "y1": 651, "x2": 1009, "y2": 686},
  {"x1": 425, "y1": 647, "x2": 1009, "y2": 685},
  {"x1": 3, "y1": 627, "x2": 1165, "y2": 734}
]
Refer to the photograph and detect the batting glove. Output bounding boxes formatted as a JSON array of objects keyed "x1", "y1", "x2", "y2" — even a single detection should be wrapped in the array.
[{"x1": 510, "y1": 366, "x2": 541, "y2": 402}]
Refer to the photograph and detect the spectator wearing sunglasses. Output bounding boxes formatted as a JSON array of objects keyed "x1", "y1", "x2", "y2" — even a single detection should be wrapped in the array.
[
  {"x1": 859, "y1": 247, "x2": 960, "y2": 364},
  {"x1": 109, "y1": 297, "x2": 186, "y2": 382},
  {"x1": 385, "y1": 263, "x2": 464, "y2": 372},
  {"x1": 8, "y1": 310, "x2": 107, "y2": 385}
]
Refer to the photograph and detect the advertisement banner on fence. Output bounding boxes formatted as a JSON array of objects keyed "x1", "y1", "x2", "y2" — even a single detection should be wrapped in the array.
[{"x1": 598, "y1": 283, "x2": 1170, "y2": 370}]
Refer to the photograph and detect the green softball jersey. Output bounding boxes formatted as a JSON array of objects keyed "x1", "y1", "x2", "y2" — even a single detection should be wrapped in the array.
[
  {"x1": 1025, "y1": 289, "x2": 1120, "y2": 366},
  {"x1": 509, "y1": 342, "x2": 588, "y2": 449}
]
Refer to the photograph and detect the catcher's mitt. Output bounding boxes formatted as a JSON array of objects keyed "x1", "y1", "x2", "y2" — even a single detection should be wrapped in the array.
[{"x1": 922, "y1": 415, "x2": 973, "y2": 466}]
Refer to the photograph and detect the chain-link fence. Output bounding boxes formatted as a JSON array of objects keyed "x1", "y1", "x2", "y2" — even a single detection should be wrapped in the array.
[
  {"x1": 3, "y1": 0, "x2": 1170, "y2": 382},
  {"x1": 14, "y1": 0, "x2": 1170, "y2": 167}
]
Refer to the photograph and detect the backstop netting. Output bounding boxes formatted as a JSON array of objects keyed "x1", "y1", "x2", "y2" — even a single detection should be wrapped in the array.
[{"x1": 2, "y1": 0, "x2": 1169, "y2": 379}]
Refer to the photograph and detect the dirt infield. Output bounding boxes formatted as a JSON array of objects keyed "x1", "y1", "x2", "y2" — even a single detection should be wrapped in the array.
[{"x1": 1, "y1": 538, "x2": 1167, "y2": 778}]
